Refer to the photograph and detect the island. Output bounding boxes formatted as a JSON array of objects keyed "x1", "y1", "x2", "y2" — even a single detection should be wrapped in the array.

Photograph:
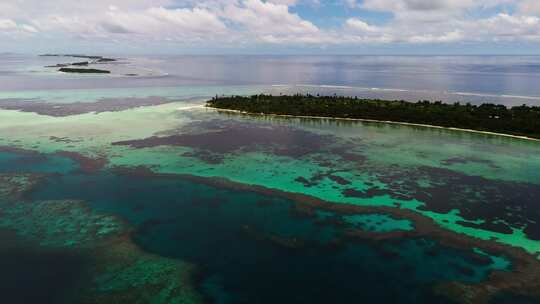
[
  {"x1": 207, "y1": 94, "x2": 540, "y2": 140},
  {"x1": 59, "y1": 67, "x2": 110, "y2": 74},
  {"x1": 40, "y1": 54, "x2": 117, "y2": 63},
  {"x1": 45, "y1": 61, "x2": 89, "y2": 68},
  {"x1": 42, "y1": 54, "x2": 117, "y2": 73}
]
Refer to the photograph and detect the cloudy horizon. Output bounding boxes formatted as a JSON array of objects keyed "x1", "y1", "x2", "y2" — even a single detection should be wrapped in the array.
[{"x1": 2, "y1": 0, "x2": 540, "y2": 54}]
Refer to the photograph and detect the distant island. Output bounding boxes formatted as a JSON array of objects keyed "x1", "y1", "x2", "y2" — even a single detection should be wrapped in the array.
[
  {"x1": 207, "y1": 94, "x2": 540, "y2": 140},
  {"x1": 59, "y1": 68, "x2": 110, "y2": 74},
  {"x1": 41, "y1": 54, "x2": 116, "y2": 74},
  {"x1": 46, "y1": 61, "x2": 89, "y2": 68},
  {"x1": 40, "y1": 54, "x2": 117, "y2": 63}
]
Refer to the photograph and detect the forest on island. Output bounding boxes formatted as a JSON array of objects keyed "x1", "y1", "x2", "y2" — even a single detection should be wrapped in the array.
[{"x1": 207, "y1": 94, "x2": 540, "y2": 139}]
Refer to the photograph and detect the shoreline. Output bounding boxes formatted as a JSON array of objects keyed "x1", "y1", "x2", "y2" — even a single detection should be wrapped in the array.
[{"x1": 206, "y1": 106, "x2": 540, "y2": 143}]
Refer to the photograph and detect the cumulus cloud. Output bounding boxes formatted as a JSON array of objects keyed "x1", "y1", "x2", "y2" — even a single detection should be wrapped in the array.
[
  {"x1": 99, "y1": 6, "x2": 228, "y2": 37},
  {"x1": 0, "y1": 18, "x2": 38, "y2": 34},
  {"x1": 362, "y1": 0, "x2": 514, "y2": 13},
  {"x1": 223, "y1": 0, "x2": 319, "y2": 35},
  {"x1": 517, "y1": 0, "x2": 540, "y2": 15},
  {"x1": 345, "y1": 18, "x2": 380, "y2": 33},
  {"x1": 4, "y1": 0, "x2": 324, "y2": 45},
  {"x1": 0, "y1": 0, "x2": 539, "y2": 50},
  {"x1": 338, "y1": 0, "x2": 540, "y2": 44},
  {"x1": 408, "y1": 30, "x2": 463, "y2": 43},
  {"x1": 476, "y1": 13, "x2": 540, "y2": 41},
  {"x1": 0, "y1": 19, "x2": 18, "y2": 31}
]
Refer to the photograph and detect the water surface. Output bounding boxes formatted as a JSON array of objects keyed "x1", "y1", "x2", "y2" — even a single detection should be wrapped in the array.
[{"x1": 0, "y1": 55, "x2": 539, "y2": 304}]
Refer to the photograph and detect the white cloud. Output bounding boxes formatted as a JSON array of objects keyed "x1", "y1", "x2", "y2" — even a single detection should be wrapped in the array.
[
  {"x1": 0, "y1": 18, "x2": 38, "y2": 34},
  {"x1": 147, "y1": 7, "x2": 227, "y2": 33},
  {"x1": 20, "y1": 24, "x2": 39, "y2": 33},
  {"x1": 345, "y1": 18, "x2": 379, "y2": 33},
  {"x1": 3, "y1": 0, "x2": 321, "y2": 45},
  {"x1": 476, "y1": 13, "x2": 540, "y2": 41},
  {"x1": 362, "y1": 0, "x2": 514, "y2": 13},
  {"x1": 224, "y1": 0, "x2": 319, "y2": 35},
  {"x1": 268, "y1": 0, "x2": 299, "y2": 5},
  {"x1": 517, "y1": 0, "x2": 540, "y2": 15},
  {"x1": 28, "y1": 4, "x2": 229, "y2": 43},
  {"x1": 0, "y1": 0, "x2": 539, "y2": 49},
  {"x1": 341, "y1": 8, "x2": 540, "y2": 45},
  {"x1": 408, "y1": 30, "x2": 463, "y2": 43},
  {"x1": 0, "y1": 19, "x2": 18, "y2": 31}
]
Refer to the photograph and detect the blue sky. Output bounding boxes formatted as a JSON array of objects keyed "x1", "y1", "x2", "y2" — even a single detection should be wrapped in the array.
[{"x1": 1, "y1": 0, "x2": 540, "y2": 54}]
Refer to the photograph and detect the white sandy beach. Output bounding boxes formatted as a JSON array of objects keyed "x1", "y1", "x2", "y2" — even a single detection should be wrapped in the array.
[{"x1": 207, "y1": 106, "x2": 540, "y2": 143}]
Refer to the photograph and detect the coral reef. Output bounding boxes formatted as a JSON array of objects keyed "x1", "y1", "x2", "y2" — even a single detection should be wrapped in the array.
[{"x1": 0, "y1": 173, "x2": 202, "y2": 304}]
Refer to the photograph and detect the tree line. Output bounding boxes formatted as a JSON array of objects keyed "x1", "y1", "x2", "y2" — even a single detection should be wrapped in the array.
[{"x1": 207, "y1": 94, "x2": 540, "y2": 139}]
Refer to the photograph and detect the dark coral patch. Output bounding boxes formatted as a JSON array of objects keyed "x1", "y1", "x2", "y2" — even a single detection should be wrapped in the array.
[
  {"x1": 295, "y1": 176, "x2": 315, "y2": 187},
  {"x1": 441, "y1": 157, "x2": 501, "y2": 169},
  {"x1": 0, "y1": 97, "x2": 173, "y2": 117},
  {"x1": 370, "y1": 166, "x2": 540, "y2": 241},
  {"x1": 342, "y1": 187, "x2": 392, "y2": 199},
  {"x1": 327, "y1": 175, "x2": 351, "y2": 185},
  {"x1": 456, "y1": 221, "x2": 513, "y2": 235},
  {"x1": 523, "y1": 224, "x2": 540, "y2": 241},
  {"x1": 113, "y1": 120, "x2": 336, "y2": 163}
]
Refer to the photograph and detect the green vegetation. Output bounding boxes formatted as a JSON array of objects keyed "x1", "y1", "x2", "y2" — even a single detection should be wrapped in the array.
[
  {"x1": 207, "y1": 94, "x2": 540, "y2": 139},
  {"x1": 59, "y1": 68, "x2": 111, "y2": 74},
  {"x1": 97, "y1": 57, "x2": 116, "y2": 62},
  {"x1": 71, "y1": 61, "x2": 89, "y2": 66}
]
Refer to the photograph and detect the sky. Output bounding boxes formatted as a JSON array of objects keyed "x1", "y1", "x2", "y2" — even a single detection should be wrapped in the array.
[{"x1": 1, "y1": 0, "x2": 540, "y2": 54}]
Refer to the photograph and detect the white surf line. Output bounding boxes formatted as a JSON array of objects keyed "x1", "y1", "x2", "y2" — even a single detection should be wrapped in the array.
[
  {"x1": 207, "y1": 106, "x2": 540, "y2": 143},
  {"x1": 271, "y1": 84, "x2": 540, "y2": 101},
  {"x1": 454, "y1": 92, "x2": 540, "y2": 100},
  {"x1": 176, "y1": 105, "x2": 206, "y2": 111}
]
